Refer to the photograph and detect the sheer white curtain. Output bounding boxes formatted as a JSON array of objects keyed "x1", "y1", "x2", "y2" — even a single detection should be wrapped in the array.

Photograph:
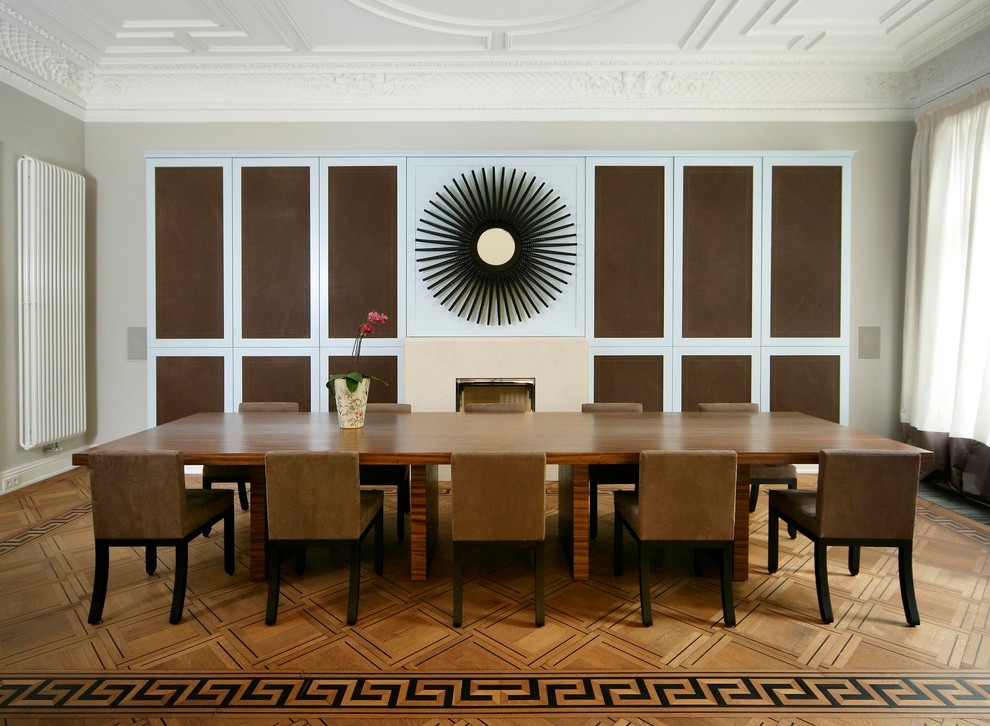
[{"x1": 901, "y1": 88, "x2": 990, "y2": 445}]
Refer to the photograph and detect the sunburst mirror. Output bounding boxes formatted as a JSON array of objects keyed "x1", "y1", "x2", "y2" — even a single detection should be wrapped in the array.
[{"x1": 415, "y1": 167, "x2": 578, "y2": 326}]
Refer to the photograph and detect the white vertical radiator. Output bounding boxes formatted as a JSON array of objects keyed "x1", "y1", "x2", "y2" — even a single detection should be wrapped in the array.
[{"x1": 18, "y1": 156, "x2": 86, "y2": 450}]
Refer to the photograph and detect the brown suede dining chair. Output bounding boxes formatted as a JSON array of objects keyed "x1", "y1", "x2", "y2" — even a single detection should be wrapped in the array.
[
  {"x1": 451, "y1": 452, "x2": 547, "y2": 627},
  {"x1": 614, "y1": 450, "x2": 738, "y2": 627},
  {"x1": 582, "y1": 402, "x2": 642, "y2": 539},
  {"x1": 697, "y1": 403, "x2": 798, "y2": 513},
  {"x1": 360, "y1": 403, "x2": 412, "y2": 541},
  {"x1": 462, "y1": 402, "x2": 529, "y2": 413},
  {"x1": 88, "y1": 450, "x2": 235, "y2": 625},
  {"x1": 202, "y1": 401, "x2": 299, "y2": 510},
  {"x1": 768, "y1": 449, "x2": 922, "y2": 626},
  {"x1": 264, "y1": 450, "x2": 384, "y2": 626}
]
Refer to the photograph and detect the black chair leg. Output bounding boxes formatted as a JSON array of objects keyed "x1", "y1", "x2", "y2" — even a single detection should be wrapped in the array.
[
  {"x1": 813, "y1": 541, "x2": 833, "y2": 624},
  {"x1": 898, "y1": 543, "x2": 920, "y2": 626},
  {"x1": 748, "y1": 482, "x2": 760, "y2": 512},
  {"x1": 589, "y1": 482, "x2": 598, "y2": 539},
  {"x1": 786, "y1": 480, "x2": 797, "y2": 539},
  {"x1": 719, "y1": 543, "x2": 736, "y2": 627},
  {"x1": 170, "y1": 542, "x2": 189, "y2": 624},
  {"x1": 768, "y1": 509, "x2": 780, "y2": 573},
  {"x1": 452, "y1": 542, "x2": 463, "y2": 627},
  {"x1": 374, "y1": 510, "x2": 384, "y2": 575},
  {"x1": 346, "y1": 541, "x2": 361, "y2": 625},
  {"x1": 236, "y1": 481, "x2": 249, "y2": 511},
  {"x1": 848, "y1": 545, "x2": 860, "y2": 576},
  {"x1": 223, "y1": 509, "x2": 235, "y2": 574},
  {"x1": 146, "y1": 545, "x2": 158, "y2": 575},
  {"x1": 88, "y1": 542, "x2": 110, "y2": 624},
  {"x1": 265, "y1": 542, "x2": 281, "y2": 625},
  {"x1": 614, "y1": 513, "x2": 624, "y2": 576},
  {"x1": 534, "y1": 541, "x2": 545, "y2": 627},
  {"x1": 638, "y1": 542, "x2": 653, "y2": 626}
]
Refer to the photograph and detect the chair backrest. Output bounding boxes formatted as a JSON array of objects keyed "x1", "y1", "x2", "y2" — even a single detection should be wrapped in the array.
[
  {"x1": 463, "y1": 402, "x2": 528, "y2": 413},
  {"x1": 637, "y1": 450, "x2": 737, "y2": 540},
  {"x1": 581, "y1": 402, "x2": 643, "y2": 413},
  {"x1": 697, "y1": 402, "x2": 759, "y2": 413},
  {"x1": 816, "y1": 449, "x2": 921, "y2": 540},
  {"x1": 238, "y1": 401, "x2": 299, "y2": 412},
  {"x1": 451, "y1": 452, "x2": 546, "y2": 542},
  {"x1": 366, "y1": 403, "x2": 412, "y2": 413},
  {"x1": 89, "y1": 450, "x2": 186, "y2": 540},
  {"x1": 265, "y1": 451, "x2": 361, "y2": 540}
]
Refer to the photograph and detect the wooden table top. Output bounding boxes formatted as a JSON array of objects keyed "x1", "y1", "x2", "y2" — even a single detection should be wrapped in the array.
[{"x1": 71, "y1": 412, "x2": 931, "y2": 467}]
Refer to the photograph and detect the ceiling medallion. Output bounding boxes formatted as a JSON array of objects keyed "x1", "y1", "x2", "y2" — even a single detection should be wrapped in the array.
[{"x1": 416, "y1": 166, "x2": 577, "y2": 326}]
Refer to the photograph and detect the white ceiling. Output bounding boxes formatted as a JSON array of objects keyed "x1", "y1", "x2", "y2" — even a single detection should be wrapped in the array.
[{"x1": 1, "y1": 0, "x2": 989, "y2": 121}]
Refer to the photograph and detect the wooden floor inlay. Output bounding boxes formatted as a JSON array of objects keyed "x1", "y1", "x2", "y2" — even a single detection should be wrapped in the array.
[{"x1": 2, "y1": 469, "x2": 990, "y2": 721}]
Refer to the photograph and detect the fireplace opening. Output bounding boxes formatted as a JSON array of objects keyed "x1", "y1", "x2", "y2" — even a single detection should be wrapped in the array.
[{"x1": 456, "y1": 378, "x2": 536, "y2": 411}]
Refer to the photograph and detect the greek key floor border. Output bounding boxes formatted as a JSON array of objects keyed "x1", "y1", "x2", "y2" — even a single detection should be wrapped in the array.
[{"x1": 2, "y1": 672, "x2": 990, "y2": 716}]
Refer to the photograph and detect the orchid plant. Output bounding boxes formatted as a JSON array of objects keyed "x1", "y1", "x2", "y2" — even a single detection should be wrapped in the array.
[{"x1": 327, "y1": 310, "x2": 390, "y2": 393}]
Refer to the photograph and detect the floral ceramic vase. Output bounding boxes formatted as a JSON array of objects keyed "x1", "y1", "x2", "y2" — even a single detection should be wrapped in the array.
[{"x1": 333, "y1": 377, "x2": 371, "y2": 428}]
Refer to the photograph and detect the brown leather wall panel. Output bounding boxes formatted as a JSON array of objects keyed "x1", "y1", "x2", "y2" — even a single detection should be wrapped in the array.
[
  {"x1": 328, "y1": 167, "x2": 398, "y2": 339},
  {"x1": 328, "y1": 356, "x2": 398, "y2": 409},
  {"x1": 769, "y1": 355, "x2": 840, "y2": 423},
  {"x1": 594, "y1": 167, "x2": 664, "y2": 338},
  {"x1": 155, "y1": 167, "x2": 224, "y2": 339},
  {"x1": 593, "y1": 355, "x2": 663, "y2": 412},
  {"x1": 770, "y1": 166, "x2": 842, "y2": 338},
  {"x1": 156, "y1": 356, "x2": 225, "y2": 425},
  {"x1": 682, "y1": 166, "x2": 753, "y2": 338},
  {"x1": 242, "y1": 356, "x2": 312, "y2": 412},
  {"x1": 681, "y1": 355, "x2": 752, "y2": 413},
  {"x1": 241, "y1": 166, "x2": 311, "y2": 339}
]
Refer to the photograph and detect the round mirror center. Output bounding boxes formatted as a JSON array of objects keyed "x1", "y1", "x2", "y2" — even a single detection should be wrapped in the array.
[{"x1": 476, "y1": 227, "x2": 517, "y2": 267}]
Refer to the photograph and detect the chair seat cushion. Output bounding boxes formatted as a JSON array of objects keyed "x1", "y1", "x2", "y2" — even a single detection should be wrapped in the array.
[
  {"x1": 589, "y1": 464, "x2": 639, "y2": 485},
  {"x1": 201, "y1": 464, "x2": 249, "y2": 482},
  {"x1": 613, "y1": 490, "x2": 641, "y2": 536},
  {"x1": 768, "y1": 489, "x2": 818, "y2": 534},
  {"x1": 751, "y1": 464, "x2": 797, "y2": 482},
  {"x1": 359, "y1": 490, "x2": 385, "y2": 531},
  {"x1": 184, "y1": 488, "x2": 234, "y2": 534}
]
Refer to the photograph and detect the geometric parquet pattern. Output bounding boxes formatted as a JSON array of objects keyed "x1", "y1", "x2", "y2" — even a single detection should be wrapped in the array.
[{"x1": 3, "y1": 470, "x2": 990, "y2": 723}]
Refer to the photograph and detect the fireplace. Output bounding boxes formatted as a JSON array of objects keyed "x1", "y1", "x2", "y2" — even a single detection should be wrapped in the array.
[{"x1": 456, "y1": 377, "x2": 536, "y2": 411}]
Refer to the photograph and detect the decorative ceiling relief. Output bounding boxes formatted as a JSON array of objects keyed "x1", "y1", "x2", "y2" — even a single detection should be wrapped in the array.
[{"x1": 415, "y1": 166, "x2": 578, "y2": 326}]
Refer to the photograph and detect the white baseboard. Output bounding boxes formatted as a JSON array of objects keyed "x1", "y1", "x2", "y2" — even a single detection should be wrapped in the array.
[{"x1": 1, "y1": 453, "x2": 77, "y2": 495}]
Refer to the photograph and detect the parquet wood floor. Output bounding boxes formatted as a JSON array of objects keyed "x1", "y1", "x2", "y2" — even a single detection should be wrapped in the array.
[{"x1": 2, "y1": 469, "x2": 990, "y2": 724}]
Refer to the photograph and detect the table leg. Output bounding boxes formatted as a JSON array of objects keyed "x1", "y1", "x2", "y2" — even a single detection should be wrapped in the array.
[
  {"x1": 558, "y1": 463, "x2": 590, "y2": 580},
  {"x1": 248, "y1": 465, "x2": 267, "y2": 582},
  {"x1": 410, "y1": 464, "x2": 438, "y2": 581},
  {"x1": 734, "y1": 464, "x2": 750, "y2": 582}
]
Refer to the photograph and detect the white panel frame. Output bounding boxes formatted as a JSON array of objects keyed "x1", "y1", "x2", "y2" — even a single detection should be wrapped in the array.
[
  {"x1": 146, "y1": 348, "x2": 233, "y2": 427},
  {"x1": 588, "y1": 345, "x2": 673, "y2": 412},
  {"x1": 320, "y1": 157, "x2": 407, "y2": 349},
  {"x1": 672, "y1": 346, "x2": 761, "y2": 412},
  {"x1": 760, "y1": 346, "x2": 850, "y2": 425},
  {"x1": 147, "y1": 158, "x2": 233, "y2": 348},
  {"x1": 586, "y1": 156, "x2": 674, "y2": 348},
  {"x1": 233, "y1": 157, "x2": 320, "y2": 348},
  {"x1": 761, "y1": 155, "x2": 853, "y2": 348},
  {"x1": 233, "y1": 347, "x2": 321, "y2": 412},
  {"x1": 319, "y1": 345, "x2": 405, "y2": 412},
  {"x1": 406, "y1": 156, "x2": 585, "y2": 338},
  {"x1": 673, "y1": 157, "x2": 762, "y2": 347}
]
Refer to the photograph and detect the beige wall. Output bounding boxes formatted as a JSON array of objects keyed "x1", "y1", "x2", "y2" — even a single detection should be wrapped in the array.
[
  {"x1": 83, "y1": 120, "x2": 914, "y2": 445},
  {"x1": 0, "y1": 83, "x2": 86, "y2": 487}
]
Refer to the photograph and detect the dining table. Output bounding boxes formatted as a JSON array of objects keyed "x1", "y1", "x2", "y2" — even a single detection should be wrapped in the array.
[{"x1": 71, "y1": 411, "x2": 932, "y2": 583}]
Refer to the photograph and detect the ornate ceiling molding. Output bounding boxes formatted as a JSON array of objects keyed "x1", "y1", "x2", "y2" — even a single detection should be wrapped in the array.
[{"x1": 0, "y1": 3, "x2": 985, "y2": 122}]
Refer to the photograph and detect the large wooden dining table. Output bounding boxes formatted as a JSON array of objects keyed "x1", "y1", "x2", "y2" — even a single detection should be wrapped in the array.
[{"x1": 72, "y1": 411, "x2": 931, "y2": 583}]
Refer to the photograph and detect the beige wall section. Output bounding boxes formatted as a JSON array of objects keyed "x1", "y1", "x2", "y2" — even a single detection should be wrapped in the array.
[
  {"x1": 82, "y1": 120, "x2": 915, "y2": 445},
  {"x1": 0, "y1": 83, "x2": 85, "y2": 488}
]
